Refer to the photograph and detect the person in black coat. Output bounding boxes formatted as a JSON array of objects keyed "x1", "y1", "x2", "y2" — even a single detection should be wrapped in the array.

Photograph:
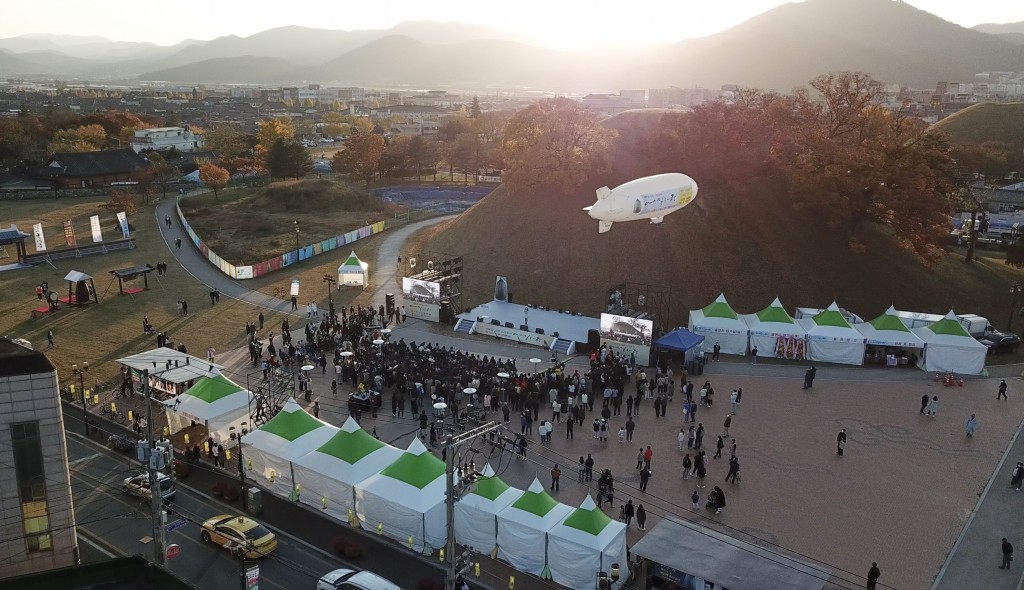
[{"x1": 713, "y1": 485, "x2": 726, "y2": 514}]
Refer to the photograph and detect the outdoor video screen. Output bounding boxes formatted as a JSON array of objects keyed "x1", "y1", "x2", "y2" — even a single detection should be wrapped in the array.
[
  {"x1": 600, "y1": 313, "x2": 654, "y2": 346},
  {"x1": 402, "y1": 277, "x2": 441, "y2": 305}
]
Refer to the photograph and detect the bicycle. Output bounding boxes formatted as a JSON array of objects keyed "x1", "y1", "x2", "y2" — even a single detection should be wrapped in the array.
[{"x1": 99, "y1": 404, "x2": 128, "y2": 424}]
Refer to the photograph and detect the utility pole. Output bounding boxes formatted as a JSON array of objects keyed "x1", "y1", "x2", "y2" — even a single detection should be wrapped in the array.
[
  {"x1": 144, "y1": 369, "x2": 167, "y2": 567},
  {"x1": 444, "y1": 421, "x2": 501, "y2": 590}
]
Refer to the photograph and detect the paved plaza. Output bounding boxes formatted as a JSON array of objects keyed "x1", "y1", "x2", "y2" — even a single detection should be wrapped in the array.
[{"x1": 155, "y1": 196, "x2": 1024, "y2": 589}]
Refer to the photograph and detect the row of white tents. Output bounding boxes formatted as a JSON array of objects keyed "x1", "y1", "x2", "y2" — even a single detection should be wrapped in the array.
[
  {"x1": 163, "y1": 391, "x2": 627, "y2": 588},
  {"x1": 688, "y1": 295, "x2": 986, "y2": 374}
]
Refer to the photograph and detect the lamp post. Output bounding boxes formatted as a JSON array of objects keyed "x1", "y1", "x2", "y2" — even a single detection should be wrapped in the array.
[
  {"x1": 322, "y1": 274, "x2": 335, "y2": 318},
  {"x1": 1009, "y1": 283, "x2": 1023, "y2": 332},
  {"x1": 72, "y1": 362, "x2": 90, "y2": 435},
  {"x1": 293, "y1": 220, "x2": 300, "y2": 265}
]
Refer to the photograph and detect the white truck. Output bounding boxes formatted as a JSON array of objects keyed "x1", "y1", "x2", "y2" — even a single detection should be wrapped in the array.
[{"x1": 893, "y1": 310, "x2": 992, "y2": 337}]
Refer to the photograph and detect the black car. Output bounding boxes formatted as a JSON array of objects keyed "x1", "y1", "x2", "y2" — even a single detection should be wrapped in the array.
[{"x1": 979, "y1": 332, "x2": 1021, "y2": 354}]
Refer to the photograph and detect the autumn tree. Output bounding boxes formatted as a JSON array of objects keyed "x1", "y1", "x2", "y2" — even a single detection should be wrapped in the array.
[
  {"x1": 103, "y1": 189, "x2": 138, "y2": 217},
  {"x1": 265, "y1": 138, "x2": 312, "y2": 180},
  {"x1": 256, "y1": 118, "x2": 295, "y2": 154},
  {"x1": 501, "y1": 97, "x2": 617, "y2": 193},
  {"x1": 205, "y1": 123, "x2": 251, "y2": 158},
  {"x1": 49, "y1": 124, "x2": 107, "y2": 153},
  {"x1": 198, "y1": 161, "x2": 230, "y2": 199},
  {"x1": 321, "y1": 112, "x2": 349, "y2": 137},
  {"x1": 332, "y1": 133, "x2": 385, "y2": 185},
  {"x1": 776, "y1": 72, "x2": 959, "y2": 260},
  {"x1": 146, "y1": 152, "x2": 180, "y2": 200}
]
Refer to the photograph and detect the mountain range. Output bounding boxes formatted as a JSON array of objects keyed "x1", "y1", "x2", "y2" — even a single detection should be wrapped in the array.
[{"x1": 2, "y1": 0, "x2": 1023, "y2": 91}]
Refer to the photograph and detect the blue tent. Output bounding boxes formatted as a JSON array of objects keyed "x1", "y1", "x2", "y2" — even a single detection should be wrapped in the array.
[{"x1": 656, "y1": 328, "x2": 704, "y2": 352}]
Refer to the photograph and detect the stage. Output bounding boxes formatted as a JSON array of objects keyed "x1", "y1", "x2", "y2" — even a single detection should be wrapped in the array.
[{"x1": 459, "y1": 300, "x2": 599, "y2": 344}]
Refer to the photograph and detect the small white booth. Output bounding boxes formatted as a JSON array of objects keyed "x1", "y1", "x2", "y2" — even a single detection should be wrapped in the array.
[
  {"x1": 855, "y1": 306, "x2": 925, "y2": 366},
  {"x1": 355, "y1": 438, "x2": 447, "y2": 552},
  {"x1": 741, "y1": 298, "x2": 807, "y2": 360},
  {"x1": 797, "y1": 302, "x2": 866, "y2": 366},
  {"x1": 688, "y1": 294, "x2": 749, "y2": 356},
  {"x1": 292, "y1": 417, "x2": 402, "y2": 522},
  {"x1": 161, "y1": 374, "x2": 254, "y2": 443},
  {"x1": 547, "y1": 495, "x2": 630, "y2": 589},
  {"x1": 454, "y1": 464, "x2": 522, "y2": 555},
  {"x1": 337, "y1": 251, "x2": 369, "y2": 288},
  {"x1": 913, "y1": 311, "x2": 987, "y2": 375},
  {"x1": 240, "y1": 398, "x2": 338, "y2": 499},
  {"x1": 496, "y1": 478, "x2": 574, "y2": 577}
]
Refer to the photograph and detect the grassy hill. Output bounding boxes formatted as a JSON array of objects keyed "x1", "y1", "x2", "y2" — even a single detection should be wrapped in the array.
[
  {"x1": 423, "y1": 111, "x2": 1024, "y2": 328},
  {"x1": 930, "y1": 103, "x2": 1024, "y2": 152}
]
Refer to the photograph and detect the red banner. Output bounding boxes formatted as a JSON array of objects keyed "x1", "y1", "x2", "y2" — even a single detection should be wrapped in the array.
[{"x1": 63, "y1": 220, "x2": 76, "y2": 247}]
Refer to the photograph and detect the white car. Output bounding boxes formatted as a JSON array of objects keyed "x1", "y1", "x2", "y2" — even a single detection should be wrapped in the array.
[
  {"x1": 317, "y1": 568, "x2": 400, "y2": 590},
  {"x1": 121, "y1": 472, "x2": 176, "y2": 502}
]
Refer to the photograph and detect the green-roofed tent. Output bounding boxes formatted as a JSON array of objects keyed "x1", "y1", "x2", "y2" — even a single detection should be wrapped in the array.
[
  {"x1": 496, "y1": 478, "x2": 574, "y2": 577},
  {"x1": 912, "y1": 311, "x2": 987, "y2": 374},
  {"x1": 160, "y1": 374, "x2": 255, "y2": 442},
  {"x1": 240, "y1": 398, "x2": 338, "y2": 499},
  {"x1": 797, "y1": 302, "x2": 866, "y2": 365},
  {"x1": 292, "y1": 417, "x2": 403, "y2": 521},
  {"x1": 854, "y1": 306, "x2": 926, "y2": 349},
  {"x1": 338, "y1": 250, "x2": 369, "y2": 288},
  {"x1": 547, "y1": 495, "x2": 630, "y2": 589},
  {"x1": 355, "y1": 437, "x2": 447, "y2": 552},
  {"x1": 688, "y1": 293, "x2": 749, "y2": 356},
  {"x1": 741, "y1": 297, "x2": 807, "y2": 356},
  {"x1": 454, "y1": 463, "x2": 523, "y2": 554}
]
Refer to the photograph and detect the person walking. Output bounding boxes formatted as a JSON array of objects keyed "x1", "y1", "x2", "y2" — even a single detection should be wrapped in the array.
[
  {"x1": 636, "y1": 504, "x2": 647, "y2": 530},
  {"x1": 726, "y1": 455, "x2": 740, "y2": 484},
  {"x1": 258, "y1": 311, "x2": 265, "y2": 330},
  {"x1": 1001, "y1": 538, "x2": 1014, "y2": 569},
  {"x1": 803, "y1": 366, "x2": 817, "y2": 389},
  {"x1": 578, "y1": 457, "x2": 585, "y2": 482},
  {"x1": 867, "y1": 562, "x2": 881, "y2": 589},
  {"x1": 696, "y1": 464, "x2": 707, "y2": 489},
  {"x1": 47, "y1": 330, "x2": 54, "y2": 348},
  {"x1": 926, "y1": 395, "x2": 938, "y2": 417},
  {"x1": 682, "y1": 453, "x2": 693, "y2": 479},
  {"x1": 550, "y1": 464, "x2": 561, "y2": 491},
  {"x1": 176, "y1": 300, "x2": 183, "y2": 316},
  {"x1": 712, "y1": 342, "x2": 721, "y2": 362},
  {"x1": 181, "y1": 300, "x2": 188, "y2": 316},
  {"x1": 566, "y1": 417, "x2": 574, "y2": 439},
  {"x1": 639, "y1": 466, "x2": 651, "y2": 492},
  {"x1": 636, "y1": 447, "x2": 645, "y2": 470},
  {"x1": 730, "y1": 390, "x2": 738, "y2": 414},
  {"x1": 643, "y1": 445, "x2": 653, "y2": 470},
  {"x1": 678, "y1": 428, "x2": 687, "y2": 450},
  {"x1": 625, "y1": 417, "x2": 635, "y2": 442},
  {"x1": 999, "y1": 379, "x2": 1008, "y2": 400},
  {"x1": 837, "y1": 429, "x2": 847, "y2": 456},
  {"x1": 585, "y1": 454, "x2": 595, "y2": 482},
  {"x1": 623, "y1": 500, "x2": 635, "y2": 526},
  {"x1": 965, "y1": 414, "x2": 978, "y2": 437},
  {"x1": 714, "y1": 436, "x2": 725, "y2": 459},
  {"x1": 920, "y1": 393, "x2": 929, "y2": 414},
  {"x1": 1012, "y1": 462, "x2": 1024, "y2": 491},
  {"x1": 691, "y1": 490, "x2": 700, "y2": 510},
  {"x1": 175, "y1": 237, "x2": 182, "y2": 249},
  {"x1": 695, "y1": 423, "x2": 704, "y2": 450},
  {"x1": 723, "y1": 415, "x2": 732, "y2": 438},
  {"x1": 712, "y1": 485, "x2": 726, "y2": 514},
  {"x1": 750, "y1": 345, "x2": 758, "y2": 364}
]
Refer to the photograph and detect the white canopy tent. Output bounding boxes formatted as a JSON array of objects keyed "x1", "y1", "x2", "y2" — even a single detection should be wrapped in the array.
[
  {"x1": 547, "y1": 495, "x2": 630, "y2": 589},
  {"x1": 338, "y1": 251, "x2": 369, "y2": 288},
  {"x1": 355, "y1": 437, "x2": 447, "y2": 552},
  {"x1": 741, "y1": 298, "x2": 807, "y2": 359},
  {"x1": 240, "y1": 398, "x2": 338, "y2": 499},
  {"x1": 496, "y1": 478, "x2": 574, "y2": 577},
  {"x1": 160, "y1": 374, "x2": 254, "y2": 443},
  {"x1": 913, "y1": 311, "x2": 987, "y2": 375},
  {"x1": 797, "y1": 302, "x2": 866, "y2": 366},
  {"x1": 292, "y1": 417, "x2": 402, "y2": 522},
  {"x1": 688, "y1": 294, "x2": 749, "y2": 356},
  {"x1": 854, "y1": 306, "x2": 926, "y2": 350},
  {"x1": 454, "y1": 464, "x2": 522, "y2": 555}
]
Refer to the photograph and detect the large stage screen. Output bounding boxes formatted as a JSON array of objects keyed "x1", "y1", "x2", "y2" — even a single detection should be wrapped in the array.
[
  {"x1": 402, "y1": 277, "x2": 441, "y2": 322},
  {"x1": 600, "y1": 313, "x2": 654, "y2": 347}
]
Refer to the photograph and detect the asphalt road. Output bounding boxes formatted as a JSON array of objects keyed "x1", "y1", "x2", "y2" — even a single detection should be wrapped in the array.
[{"x1": 67, "y1": 433, "x2": 351, "y2": 590}]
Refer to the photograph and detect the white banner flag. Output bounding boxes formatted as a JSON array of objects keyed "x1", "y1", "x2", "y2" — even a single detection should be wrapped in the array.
[
  {"x1": 116, "y1": 211, "x2": 130, "y2": 239},
  {"x1": 32, "y1": 223, "x2": 46, "y2": 252},
  {"x1": 290, "y1": 279, "x2": 300, "y2": 297},
  {"x1": 89, "y1": 215, "x2": 103, "y2": 243}
]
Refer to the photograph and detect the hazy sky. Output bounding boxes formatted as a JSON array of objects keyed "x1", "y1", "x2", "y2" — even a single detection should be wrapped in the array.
[{"x1": 2, "y1": 0, "x2": 1022, "y2": 48}]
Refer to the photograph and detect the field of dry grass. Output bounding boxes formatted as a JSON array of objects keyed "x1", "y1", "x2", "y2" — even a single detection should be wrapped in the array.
[
  {"x1": 0, "y1": 196, "x2": 265, "y2": 386},
  {"x1": 179, "y1": 179, "x2": 401, "y2": 264}
]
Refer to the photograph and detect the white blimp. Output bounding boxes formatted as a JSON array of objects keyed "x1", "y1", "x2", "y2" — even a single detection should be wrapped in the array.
[{"x1": 584, "y1": 172, "x2": 698, "y2": 233}]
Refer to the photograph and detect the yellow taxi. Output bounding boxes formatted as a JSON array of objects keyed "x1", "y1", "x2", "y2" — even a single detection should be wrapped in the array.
[{"x1": 199, "y1": 514, "x2": 278, "y2": 559}]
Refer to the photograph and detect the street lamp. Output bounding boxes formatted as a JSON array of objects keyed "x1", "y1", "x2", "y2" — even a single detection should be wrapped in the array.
[
  {"x1": 322, "y1": 274, "x2": 336, "y2": 318},
  {"x1": 293, "y1": 220, "x2": 300, "y2": 265},
  {"x1": 72, "y1": 362, "x2": 90, "y2": 435},
  {"x1": 1009, "y1": 283, "x2": 1023, "y2": 332}
]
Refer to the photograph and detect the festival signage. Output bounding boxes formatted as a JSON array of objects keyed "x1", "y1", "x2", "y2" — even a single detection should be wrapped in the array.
[
  {"x1": 116, "y1": 211, "x2": 130, "y2": 239},
  {"x1": 402, "y1": 277, "x2": 441, "y2": 322},
  {"x1": 32, "y1": 223, "x2": 46, "y2": 251},
  {"x1": 474, "y1": 321, "x2": 554, "y2": 348},
  {"x1": 245, "y1": 565, "x2": 259, "y2": 590},
  {"x1": 290, "y1": 279, "x2": 300, "y2": 297},
  {"x1": 89, "y1": 215, "x2": 103, "y2": 243},
  {"x1": 62, "y1": 220, "x2": 76, "y2": 247},
  {"x1": 600, "y1": 337, "x2": 652, "y2": 367}
]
